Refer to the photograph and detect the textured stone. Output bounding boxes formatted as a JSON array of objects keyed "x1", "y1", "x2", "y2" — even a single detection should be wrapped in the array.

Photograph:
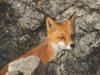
[
  {"x1": 0, "y1": 0, "x2": 46, "y2": 69},
  {"x1": 0, "y1": 0, "x2": 100, "y2": 75},
  {"x1": 6, "y1": 55, "x2": 44, "y2": 75},
  {"x1": 36, "y1": 0, "x2": 76, "y2": 17},
  {"x1": 6, "y1": 71, "x2": 23, "y2": 75}
]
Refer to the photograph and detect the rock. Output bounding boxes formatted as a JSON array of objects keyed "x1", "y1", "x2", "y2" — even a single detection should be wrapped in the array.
[
  {"x1": 0, "y1": 0, "x2": 46, "y2": 68},
  {"x1": 79, "y1": 0, "x2": 100, "y2": 9},
  {"x1": 0, "y1": 0, "x2": 100, "y2": 75},
  {"x1": 97, "y1": 69, "x2": 100, "y2": 75},
  {"x1": 93, "y1": 23, "x2": 100, "y2": 30},
  {"x1": 6, "y1": 55, "x2": 45, "y2": 75},
  {"x1": 78, "y1": 32, "x2": 97, "y2": 56},
  {"x1": 8, "y1": 0, "x2": 45, "y2": 30},
  {"x1": 36, "y1": 0, "x2": 76, "y2": 17},
  {"x1": 6, "y1": 71, "x2": 23, "y2": 75}
]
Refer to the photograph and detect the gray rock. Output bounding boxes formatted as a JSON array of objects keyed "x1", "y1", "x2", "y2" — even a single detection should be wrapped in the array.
[
  {"x1": 6, "y1": 55, "x2": 44, "y2": 75},
  {"x1": 6, "y1": 71, "x2": 23, "y2": 75},
  {"x1": 93, "y1": 23, "x2": 100, "y2": 30},
  {"x1": 0, "y1": 0, "x2": 46, "y2": 68},
  {"x1": 36, "y1": 0, "x2": 76, "y2": 17},
  {"x1": 0, "y1": 0, "x2": 100, "y2": 75},
  {"x1": 8, "y1": 0, "x2": 44, "y2": 30},
  {"x1": 78, "y1": 32, "x2": 97, "y2": 56}
]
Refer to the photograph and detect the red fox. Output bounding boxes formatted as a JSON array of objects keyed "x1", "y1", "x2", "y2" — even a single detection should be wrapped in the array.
[{"x1": 0, "y1": 14, "x2": 75, "y2": 75}]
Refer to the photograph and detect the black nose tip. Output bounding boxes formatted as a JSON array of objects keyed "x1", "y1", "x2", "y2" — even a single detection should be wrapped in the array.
[{"x1": 70, "y1": 44, "x2": 75, "y2": 48}]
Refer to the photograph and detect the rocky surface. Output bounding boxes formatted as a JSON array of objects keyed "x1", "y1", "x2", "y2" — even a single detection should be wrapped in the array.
[
  {"x1": 6, "y1": 55, "x2": 45, "y2": 75},
  {"x1": 0, "y1": 0, "x2": 100, "y2": 75},
  {"x1": 0, "y1": 0, "x2": 46, "y2": 69}
]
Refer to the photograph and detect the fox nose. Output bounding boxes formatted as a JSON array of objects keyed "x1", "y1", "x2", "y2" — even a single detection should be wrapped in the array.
[{"x1": 70, "y1": 43, "x2": 75, "y2": 48}]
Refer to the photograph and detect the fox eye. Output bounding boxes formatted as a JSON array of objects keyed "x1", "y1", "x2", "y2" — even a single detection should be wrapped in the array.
[{"x1": 58, "y1": 36, "x2": 64, "y2": 39}]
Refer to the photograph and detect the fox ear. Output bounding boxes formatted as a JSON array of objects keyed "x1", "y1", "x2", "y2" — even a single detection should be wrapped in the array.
[
  {"x1": 68, "y1": 12, "x2": 76, "y2": 25},
  {"x1": 46, "y1": 17, "x2": 57, "y2": 31}
]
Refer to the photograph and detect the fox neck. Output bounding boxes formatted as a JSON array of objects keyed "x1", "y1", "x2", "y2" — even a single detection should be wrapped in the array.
[{"x1": 47, "y1": 42, "x2": 59, "y2": 60}]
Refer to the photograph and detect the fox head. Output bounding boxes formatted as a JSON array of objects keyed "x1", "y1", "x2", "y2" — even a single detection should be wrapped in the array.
[{"x1": 46, "y1": 15, "x2": 75, "y2": 52}]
